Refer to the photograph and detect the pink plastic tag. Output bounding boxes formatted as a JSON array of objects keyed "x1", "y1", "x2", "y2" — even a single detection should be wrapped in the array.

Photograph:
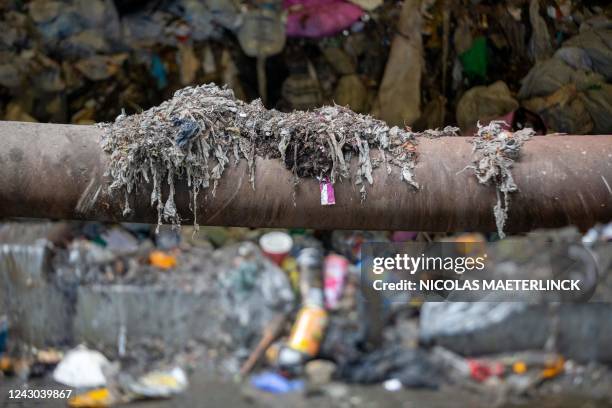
[{"x1": 320, "y1": 178, "x2": 336, "y2": 206}]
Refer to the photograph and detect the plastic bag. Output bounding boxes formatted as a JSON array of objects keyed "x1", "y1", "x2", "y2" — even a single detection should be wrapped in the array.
[{"x1": 456, "y1": 81, "x2": 519, "y2": 131}]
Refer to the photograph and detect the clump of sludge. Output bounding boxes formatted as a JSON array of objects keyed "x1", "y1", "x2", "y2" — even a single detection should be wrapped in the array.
[
  {"x1": 99, "y1": 83, "x2": 459, "y2": 229},
  {"x1": 463, "y1": 121, "x2": 534, "y2": 238}
]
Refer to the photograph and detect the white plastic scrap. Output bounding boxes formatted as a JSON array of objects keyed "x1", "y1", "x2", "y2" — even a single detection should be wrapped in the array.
[
  {"x1": 52, "y1": 346, "x2": 110, "y2": 388},
  {"x1": 383, "y1": 378, "x2": 403, "y2": 392},
  {"x1": 126, "y1": 367, "x2": 188, "y2": 398}
]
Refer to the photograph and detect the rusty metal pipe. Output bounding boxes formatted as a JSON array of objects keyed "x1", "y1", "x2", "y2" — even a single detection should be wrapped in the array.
[{"x1": 0, "y1": 121, "x2": 610, "y2": 232}]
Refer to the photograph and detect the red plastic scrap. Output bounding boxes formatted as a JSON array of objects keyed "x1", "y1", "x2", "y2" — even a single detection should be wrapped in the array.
[{"x1": 467, "y1": 359, "x2": 505, "y2": 382}]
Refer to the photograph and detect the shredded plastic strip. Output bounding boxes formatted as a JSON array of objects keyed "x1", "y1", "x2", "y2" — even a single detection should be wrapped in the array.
[
  {"x1": 99, "y1": 84, "x2": 459, "y2": 230},
  {"x1": 461, "y1": 121, "x2": 534, "y2": 238}
]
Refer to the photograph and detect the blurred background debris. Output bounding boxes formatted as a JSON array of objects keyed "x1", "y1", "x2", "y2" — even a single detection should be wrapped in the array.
[
  {"x1": 1, "y1": 0, "x2": 608, "y2": 133},
  {"x1": 1, "y1": 0, "x2": 612, "y2": 406},
  {"x1": 1, "y1": 221, "x2": 612, "y2": 406}
]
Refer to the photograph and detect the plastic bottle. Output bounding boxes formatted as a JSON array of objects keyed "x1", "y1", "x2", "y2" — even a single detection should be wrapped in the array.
[
  {"x1": 279, "y1": 288, "x2": 328, "y2": 372},
  {"x1": 297, "y1": 248, "x2": 323, "y2": 301},
  {"x1": 277, "y1": 248, "x2": 327, "y2": 372}
]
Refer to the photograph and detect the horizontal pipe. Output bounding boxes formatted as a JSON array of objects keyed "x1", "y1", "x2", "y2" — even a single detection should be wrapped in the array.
[{"x1": 0, "y1": 121, "x2": 610, "y2": 232}]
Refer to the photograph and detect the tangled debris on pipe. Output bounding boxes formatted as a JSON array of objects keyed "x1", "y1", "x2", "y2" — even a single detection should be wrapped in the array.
[
  {"x1": 99, "y1": 83, "x2": 459, "y2": 230},
  {"x1": 462, "y1": 121, "x2": 534, "y2": 238}
]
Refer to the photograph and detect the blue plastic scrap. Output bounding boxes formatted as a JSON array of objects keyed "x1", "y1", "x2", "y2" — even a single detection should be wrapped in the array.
[
  {"x1": 150, "y1": 54, "x2": 168, "y2": 90},
  {"x1": 250, "y1": 371, "x2": 304, "y2": 394},
  {"x1": 0, "y1": 316, "x2": 7, "y2": 355},
  {"x1": 173, "y1": 117, "x2": 201, "y2": 148}
]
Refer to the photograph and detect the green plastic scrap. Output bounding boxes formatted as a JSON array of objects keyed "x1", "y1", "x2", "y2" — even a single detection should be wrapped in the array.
[{"x1": 459, "y1": 36, "x2": 488, "y2": 81}]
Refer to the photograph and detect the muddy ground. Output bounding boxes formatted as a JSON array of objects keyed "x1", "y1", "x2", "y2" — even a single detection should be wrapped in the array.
[{"x1": 3, "y1": 370, "x2": 610, "y2": 408}]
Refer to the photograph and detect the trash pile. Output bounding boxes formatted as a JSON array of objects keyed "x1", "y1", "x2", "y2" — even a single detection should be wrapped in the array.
[
  {"x1": 2, "y1": 222, "x2": 612, "y2": 406},
  {"x1": 54, "y1": 345, "x2": 188, "y2": 407},
  {"x1": 1, "y1": 0, "x2": 612, "y2": 406},
  {"x1": 0, "y1": 0, "x2": 240, "y2": 124},
  {"x1": 2, "y1": 0, "x2": 610, "y2": 134},
  {"x1": 0, "y1": 0, "x2": 391, "y2": 123},
  {"x1": 451, "y1": 1, "x2": 612, "y2": 134},
  {"x1": 518, "y1": 16, "x2": 612, "y2": 134}
]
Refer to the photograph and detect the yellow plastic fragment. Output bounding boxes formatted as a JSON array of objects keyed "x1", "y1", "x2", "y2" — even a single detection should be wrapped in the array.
[
  {"x1": 149, "y1": 251, "x2": 177, "y2": 269},
  {"x1": 513, "y1": 361, "x2": 527, "y2": 374},
  {"x1": 68, "y1": 388, "x2": 113, "y2": 408},
  {"x1": 541, "y1": 357, "x2": 565, "y2": 379}
]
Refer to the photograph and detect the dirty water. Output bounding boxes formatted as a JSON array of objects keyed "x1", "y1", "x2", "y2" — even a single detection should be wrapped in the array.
[{"x1": 2, "y1": 373, "x2": 610, "y2": 408}]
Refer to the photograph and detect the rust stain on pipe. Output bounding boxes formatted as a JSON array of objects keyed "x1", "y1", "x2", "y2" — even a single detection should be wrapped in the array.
[{"x1": 0, "y1": 121, "x2": 610, "y2": 232}]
